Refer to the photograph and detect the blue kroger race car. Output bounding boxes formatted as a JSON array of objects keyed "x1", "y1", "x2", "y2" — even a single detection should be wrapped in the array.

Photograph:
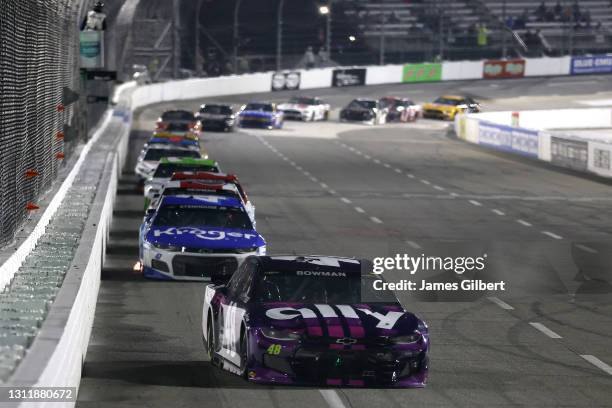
[
  {"x1": 202, "y1": 255, "x2": 429, "y2": 387},
  {"x1": 139, "y1": 195, "x2": 266, "y2": 281},
  {"x1": 237, "y1": 102, "x2": 284, "y2": 129}
]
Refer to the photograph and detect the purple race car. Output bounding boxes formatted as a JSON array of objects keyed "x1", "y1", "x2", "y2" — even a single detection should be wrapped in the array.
[{"x1": 201, "y1": 255, "x2": 429, "y2": 387}]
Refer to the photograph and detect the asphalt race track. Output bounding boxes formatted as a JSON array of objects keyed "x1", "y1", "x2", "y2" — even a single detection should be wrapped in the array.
[{"x1": 78, "y1": 75, "x2": 612, "y2": 407}]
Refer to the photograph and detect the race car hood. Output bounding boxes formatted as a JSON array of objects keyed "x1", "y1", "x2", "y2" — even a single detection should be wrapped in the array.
[
  {"x1": 146, "y1": 226, "x2": 265, "y2": 250},
  {"x1": 137, "y1": 161, "x2": 157, "y2": 172},
  {"x1": 250, "y1": 302, "x2": 419, "y2": 338},
  {"x1": 240, "y1": 110, "x2": 274, "y2": 118}
]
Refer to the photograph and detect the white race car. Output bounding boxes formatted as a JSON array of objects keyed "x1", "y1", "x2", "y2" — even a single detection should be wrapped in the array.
[
  {"x1": 143, "y1": 157, "x2": 221, "y2": 206},
  {"x1": 134, "y1": 142, "x2": 202, "y2": 180},
  {"x1": 278, "y1": 96, "x2": 330, "y2": 121}
]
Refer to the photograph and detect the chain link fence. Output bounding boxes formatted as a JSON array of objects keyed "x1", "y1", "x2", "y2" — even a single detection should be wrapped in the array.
[{"x1": 0, "y1": 0, "x2": 84, "y2": 247}]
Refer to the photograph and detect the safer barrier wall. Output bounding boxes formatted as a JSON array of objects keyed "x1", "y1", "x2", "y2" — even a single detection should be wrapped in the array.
[
  {"x1": 455, "y1": 108, "x2": 612, "y2": 179},
  {"x1": 4, "y1": 84, "x2": 134, "y2": 407}
]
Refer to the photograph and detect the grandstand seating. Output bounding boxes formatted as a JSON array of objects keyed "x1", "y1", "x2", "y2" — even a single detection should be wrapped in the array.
[
  {"x1": 482, "y1": 0, "x2": 612, "y2": 55},
  {"x1": 341, "y1": 0, "x2": 612, "y2": 61}
]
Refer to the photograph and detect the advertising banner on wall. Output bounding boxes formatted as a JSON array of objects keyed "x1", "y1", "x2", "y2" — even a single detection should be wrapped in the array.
[
  {"x1": 478, "y1": 121, "x2": 539, "y2": 157},
  {"x1": 483, "y1": 59, "x2": 525, "y2": 79},
  {"x1": 551, "y1": 136, "x2": 588, "y2": 171},
  {"x1": 271, "y1": 72, "x2": 301, "y2": 91},
  {"x1": 80, "y1": 31, "x2": 104, "y2": 69},
  {"x1": 570, "y1": 55, "x2": 612, "y2": 75},
  {"x1": 588, "y1": 140, "x2": 612, "y2": 177},
  {"x1": 332, "y1": 68, "x2": 366, "y2": 87},
  {"x1": 402, "y1": 63, "x2": 442, "y2": 83}
]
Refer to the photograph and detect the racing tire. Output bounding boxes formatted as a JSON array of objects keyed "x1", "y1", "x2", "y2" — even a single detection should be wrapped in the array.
[
  {"x1": 206, "y1": 318, "x2": 221, "y2": 367},
  {"x1": 238, "y1": 328, "x2": 249, "y2": 378},
  {"x1": 323, "y1": 110, "x2": 329, "y2": 121}
]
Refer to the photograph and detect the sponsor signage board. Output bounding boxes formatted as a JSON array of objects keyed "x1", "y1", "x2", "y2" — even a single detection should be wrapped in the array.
[
  {"x1": 271, "y1": 71, "x2": 301, "y2": 91},
  {"x1": 402, "y1": 63, "x2": 442, "y2": 83},
  {"x1": 478, "y1": 121, "x2": 539, "y2": 157},
  {"x1": 570, "y1": 55, "x2": 612, "y2": 75},
  {"x1": 80, "y1": 31, "x2": 104, "y2": 69},
  {"x1": 483, "y1": 59, "x2": 525, "y2": 79},
  {"x1": 551, "y1": 136, "x2": 588, "y2": 171},
  {"x1": 332, "y1": 68, "x2": 366, "y2": 87}
]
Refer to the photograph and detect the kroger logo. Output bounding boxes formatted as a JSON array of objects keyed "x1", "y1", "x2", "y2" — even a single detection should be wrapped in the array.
[{"x1": 153, "y1": 227, "x2": 257, "y2": 241}]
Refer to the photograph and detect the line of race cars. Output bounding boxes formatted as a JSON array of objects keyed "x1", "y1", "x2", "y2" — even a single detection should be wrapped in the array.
[
  {"x1": 183, "y1": 94, "x2": 481, "y2": 132},
  {"x1": 134, "y1": 107, "x2": 430, "y2": 388}
]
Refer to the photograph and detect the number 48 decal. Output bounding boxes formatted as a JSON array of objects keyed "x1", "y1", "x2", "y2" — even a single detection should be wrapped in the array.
[{"x1": 267, "y1": 344, "x2": 282, "y2": 355}]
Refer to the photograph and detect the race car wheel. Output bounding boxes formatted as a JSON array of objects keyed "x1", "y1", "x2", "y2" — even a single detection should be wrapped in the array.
[
  {"x1": 206, "y1": 319, "x2": 221, "y2": 367},
  {"x1": 238, "y1": 328, "x2": 249, "y2": 378},
  {"x1": 323, "y1": 110, "x2": 329, "y2": 121}
]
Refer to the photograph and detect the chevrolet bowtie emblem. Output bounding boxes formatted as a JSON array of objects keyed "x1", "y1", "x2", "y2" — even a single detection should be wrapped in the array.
[{"x1": 336, "y1": 337, "x2": 357, "y2": 345}]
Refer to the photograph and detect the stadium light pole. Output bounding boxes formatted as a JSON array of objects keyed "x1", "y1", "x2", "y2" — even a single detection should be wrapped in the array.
[
  {"x1": 277, "y1": 0, "x2": 285, "y2": 71},
  {"x1": 379, "y1": 11, "x2": 386, "y2": 65},
  {"x1": 233, "y1": 0, "x2": 243, "y2": 73},
  {"x1": 195, "y1": 0, "x2": 203, "y2": 76},
  {"x1": 319, "y1": 3, "x2": 332, "y2": 58},
  {"x1": 501, "y1": 0, "x2": 507, "y2": 58}
]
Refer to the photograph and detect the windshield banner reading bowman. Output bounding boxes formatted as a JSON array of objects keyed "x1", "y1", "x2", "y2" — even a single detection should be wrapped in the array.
[{"x1": 571, "y1": 55, "x2": 612, "y2": 75}]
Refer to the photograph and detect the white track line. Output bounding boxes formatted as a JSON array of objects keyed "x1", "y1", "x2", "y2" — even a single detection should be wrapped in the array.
[
  {"x1": 407, "y1": 174, "x2": 415, "y2": 179},
  {"x1": 468, "y1": 200, "x2": 482, "y2": 207},
  {"x1": 517, "y1": 219, "x2": 532, "y2": 227},
  {"x1": 340, "y1": 197, "x2": 352, "y2": 204},
  {"x1": 580, "y1": 355, "x2": 612, "y2": 375},
  {"x1": 320, "y1": 183, "x2": 329, "y2": 189},
  {"x1": 319, "y1": 390, "x2": 348, "y2": 408},
  {"x1": 576, "y1": 244, "x2": 598, "y2": 254},
  {"x1": 354, "y1": 207, "x2": 365, "y2": 213},
  {"x1": 492, "y1": 209, "x2": 505, "y2": 216},
  {"x1": 406, "y1": 240, "x2": 422, "y2": 249},
  {"x1": 529, "y1": 322, "x2": 562, "y2": 339},
  {"x1": 370, "y1": 216, "x2": 383, "y2": 224},
  {"x1": 433, "y1": 185, "x2": 445, "y2": 191},
  {"x1": 421, "y1": 179, "x2": 431, "y2": 185},
  {"x1": 394, "y1": 168, "x2": 402, "y2": 174},
  {"x1": 541, "y1": 231, "x2": 563, "y2": 240},
  {"x1": 487, "y1": 296, "x2": 514, "y2": 310}
]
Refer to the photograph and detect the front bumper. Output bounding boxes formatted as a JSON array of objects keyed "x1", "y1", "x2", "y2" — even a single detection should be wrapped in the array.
[
  {"x1": 141, "y1": 246, "x2": 258, "y2": 281},
  {"x1": 280, "y1": 109, "x2": 309, "y2": 121},
  {"x1": 247, "y1": 332, "x2": 429, "y2": 387},
  {"x1": 423, "y1": 109, "x2": 454, "y2": 120},
  {"x1": 340, "y1": 111, "x2": 375, "y2": 123},
  {"x1": 201, "y1": 118, "x2": 234, "y2": 131},
  {"x1": 239, "y1": 116, "x2": 277, "y2": 129}
]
